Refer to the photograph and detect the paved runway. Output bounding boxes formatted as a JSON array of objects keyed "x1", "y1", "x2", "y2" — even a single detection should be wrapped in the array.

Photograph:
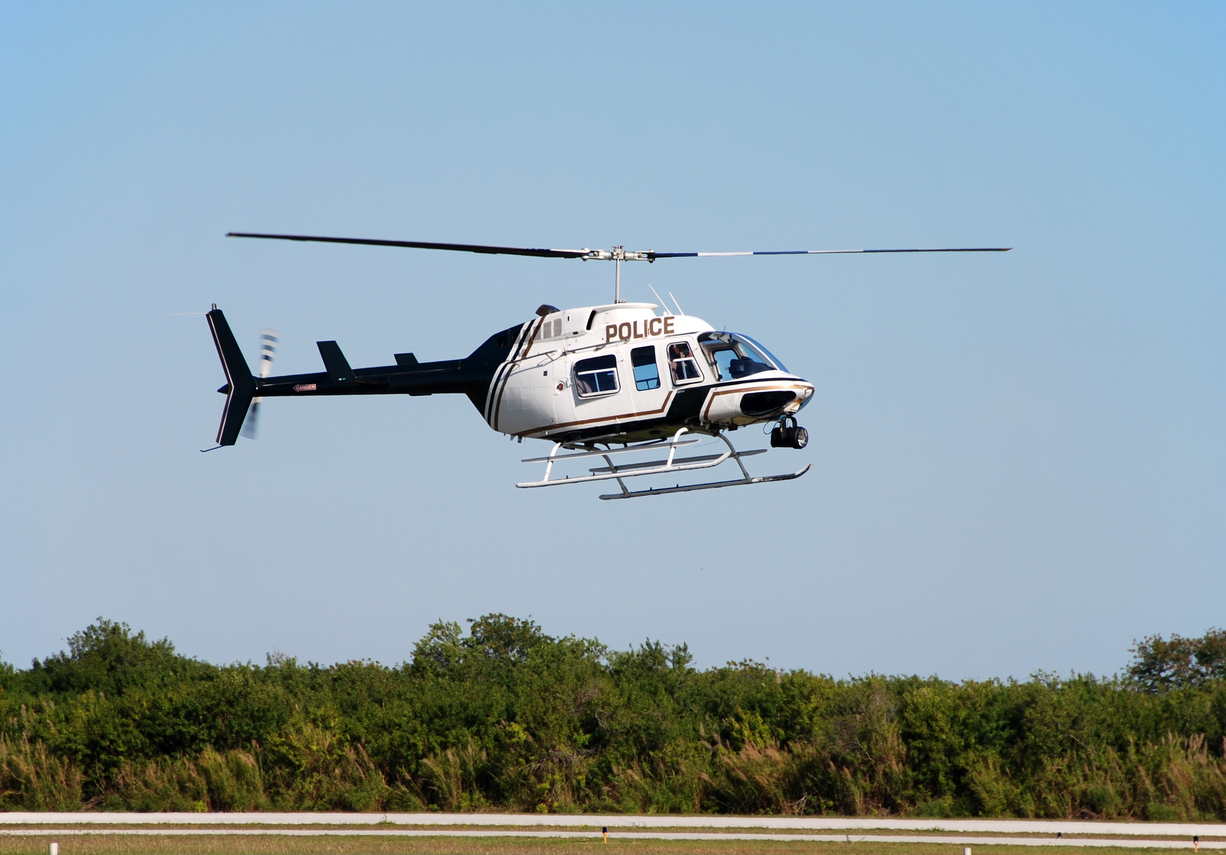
[{"x1": 1, "y1": 813, "x2": 1221, "y2": 848}]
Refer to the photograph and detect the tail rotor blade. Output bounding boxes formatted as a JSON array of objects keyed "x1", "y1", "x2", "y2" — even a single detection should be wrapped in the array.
[
  {"x1": 258, "y1": 329, "x2": 277, "y2": 378},
  {"x1": 242, "y1": 329, "x2": 278, "y2": 440},
  {"x1": 242, "y1": 401, "x2": 261, "y2": 440}
]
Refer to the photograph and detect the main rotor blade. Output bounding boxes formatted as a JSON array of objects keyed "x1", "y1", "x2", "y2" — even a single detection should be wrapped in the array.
[
  {"x1": 228, "y1": 233, "x2": 1011, "y2": 262},
  {"x1": 227, "y1": 232, "x2": 591, "y2": 259},
  {"x1": 647, "y1": 247, "x2": 1012, "y2": 259}
]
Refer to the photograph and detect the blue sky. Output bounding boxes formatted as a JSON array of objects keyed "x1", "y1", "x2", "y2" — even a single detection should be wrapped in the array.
[{"x1": 2, "y1": 2, "x2": 1223, "y2": 679}]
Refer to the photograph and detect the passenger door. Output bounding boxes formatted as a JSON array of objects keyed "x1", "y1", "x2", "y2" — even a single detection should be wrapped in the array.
[{"x1": 629, "y1": 344, "x2": 669, "y2": 417}]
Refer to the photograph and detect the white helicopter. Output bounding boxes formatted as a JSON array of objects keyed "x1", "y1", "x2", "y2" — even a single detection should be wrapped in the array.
[{"x1": 207, "y1": 234, "x2": 1008, "y2": 499}]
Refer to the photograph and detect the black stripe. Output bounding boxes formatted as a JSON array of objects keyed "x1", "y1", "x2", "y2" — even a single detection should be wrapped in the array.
[
  {"x1": 485, "y1": 323, "x2": 529, "y2": 421},
  {"x1": 486, "y1": 320, "x2": 536, "y2": 424}
]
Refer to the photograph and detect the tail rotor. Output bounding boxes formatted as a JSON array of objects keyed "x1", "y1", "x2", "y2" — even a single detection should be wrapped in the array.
[{"x1": 242, "y1": 329, "x2": 278, "y2": 439}]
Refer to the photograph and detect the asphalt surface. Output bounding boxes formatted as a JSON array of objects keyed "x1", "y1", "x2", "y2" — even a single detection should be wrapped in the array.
[{"x1": 1, "y1": 814, "x2": 1221, "y2": 848}]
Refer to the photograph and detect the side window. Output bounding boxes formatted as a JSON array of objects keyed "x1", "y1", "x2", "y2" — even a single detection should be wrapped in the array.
[
  {"x1": 574, "y1": 354, "x2": 619, "y2": 397},
  {"x1": 631, "y1": 346, "x2": 660, "y2": 391},
  {"x1": 667, "y1": 341, "x2": 704, "y2": 385}
]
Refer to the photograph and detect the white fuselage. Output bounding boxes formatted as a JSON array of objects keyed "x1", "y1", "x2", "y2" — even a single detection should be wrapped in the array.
[{"x1": 482, "y1": 303, "x2": 814, "y2": 444}]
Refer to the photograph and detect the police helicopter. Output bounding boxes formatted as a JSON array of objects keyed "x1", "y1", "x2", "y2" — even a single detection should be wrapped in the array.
[{"x1": 206, "y1": 234, "x2": 1009, "y2": 499}]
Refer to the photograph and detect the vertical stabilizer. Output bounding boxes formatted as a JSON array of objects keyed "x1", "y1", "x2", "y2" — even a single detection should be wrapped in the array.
[{"x1": 206, "y1": 306, "x2": 256, "y2": 445}]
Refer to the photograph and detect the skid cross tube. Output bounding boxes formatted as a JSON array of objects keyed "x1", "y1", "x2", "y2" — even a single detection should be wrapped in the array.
[
  {"x1": 516, "y1": 429, "x2": 731, "y2": 488},
  {"x1": 515, "y1": 428, "x2": 811, "y2": 497},
  {"x1": 520, "y1": 436, "x2": 702, "y2": 464},
  {"x1": 598, "y1": 432, "x2": 783, "y2": 499},
  {"x1": 588, "y1": 449, "x2": 768, "y2": 475}
]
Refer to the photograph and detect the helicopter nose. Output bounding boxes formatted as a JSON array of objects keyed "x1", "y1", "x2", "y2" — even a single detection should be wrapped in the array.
[
  {"x1": 797, "y1": 383, "x2": 814, "y2": 411},
  {"x1": 740, "y1": 384, "x2": 813, "y2": 418},
  {"x1": 741, "y1": 390, "x2": 800, "y2": 417}
]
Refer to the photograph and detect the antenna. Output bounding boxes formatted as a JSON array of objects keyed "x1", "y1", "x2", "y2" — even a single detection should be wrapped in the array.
[
  {"x1": 647, "y1": 284, "x2": 672, "y2": 316},
  {"x1": 669, "y1": 292, "x2": 685, "y2": 315}
]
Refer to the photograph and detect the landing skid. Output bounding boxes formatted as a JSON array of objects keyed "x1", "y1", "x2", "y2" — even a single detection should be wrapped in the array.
[
  {"x1": 516, "y1": 428, "x2": 810, "y2": 499},
  {"x1": 598, "y1": 466, "x2": 810, "y2": 500}
]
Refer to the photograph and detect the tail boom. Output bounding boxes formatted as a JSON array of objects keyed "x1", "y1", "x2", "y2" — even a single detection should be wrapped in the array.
[{"x1": 206, "y1": 307, "x2": 525, "y2": 445}]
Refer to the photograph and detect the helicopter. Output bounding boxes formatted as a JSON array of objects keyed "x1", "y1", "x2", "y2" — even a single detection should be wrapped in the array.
[{"x1": 206, "y1": 234, "x2": 1009, "y2": 499}]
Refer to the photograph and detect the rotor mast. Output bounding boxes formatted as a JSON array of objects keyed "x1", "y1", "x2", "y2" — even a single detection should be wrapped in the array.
[
  {"x1": 581, "y1": 245, "x2": 653, "y2": 304},
  {"x1": 614, "y1": 246, "x2": 623, "y2": 303}
]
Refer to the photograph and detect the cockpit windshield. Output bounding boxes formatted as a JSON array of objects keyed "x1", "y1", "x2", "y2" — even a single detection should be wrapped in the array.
[{"x1": 698, "y1": 332, "x2": 788, "y2": 380}]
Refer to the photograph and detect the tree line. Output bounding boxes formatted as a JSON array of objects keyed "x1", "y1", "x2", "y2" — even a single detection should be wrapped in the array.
[{"x1": 1, "y1": 615, "x2": 1224, "y2": 817}]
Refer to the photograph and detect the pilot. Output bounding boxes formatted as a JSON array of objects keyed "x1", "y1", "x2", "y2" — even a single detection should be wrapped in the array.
[{"x1": 668, "y1": 342, "x2": 701, "y2": 383}]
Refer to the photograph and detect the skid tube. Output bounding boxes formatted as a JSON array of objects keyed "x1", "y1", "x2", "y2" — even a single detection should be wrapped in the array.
[{"x1": 515, "y1": 428, "x2": 811, "y2": 499}]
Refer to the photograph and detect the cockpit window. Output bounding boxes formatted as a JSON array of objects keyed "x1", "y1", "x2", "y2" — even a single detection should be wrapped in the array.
[
  {"x1": 574, "y1": 354, "x2": 619, "y2": 397},
  {"x1": 736, "y1": 334, "x2": 788, "y2": 373},
  {"x1": 667, "y1": 341, "x2": 704, "y2": 385},
  {"x1": 698, "y1": 332, "x2": 785, "y2": 381}
]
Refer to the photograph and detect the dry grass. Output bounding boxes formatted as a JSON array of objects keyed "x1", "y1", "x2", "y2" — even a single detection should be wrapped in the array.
[{"x1": 0, "y1": 836, "x2": 1190, "y2": 855}]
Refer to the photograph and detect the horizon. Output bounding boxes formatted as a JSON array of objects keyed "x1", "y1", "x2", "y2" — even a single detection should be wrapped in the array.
[{"x1": 4, "y1": 613, "x2": 1196, "y2": 685}]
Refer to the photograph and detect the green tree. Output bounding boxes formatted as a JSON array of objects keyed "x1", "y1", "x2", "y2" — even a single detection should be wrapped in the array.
[{"x1": 1128, "y1": 629, "x2": 1226, "y2": 692}]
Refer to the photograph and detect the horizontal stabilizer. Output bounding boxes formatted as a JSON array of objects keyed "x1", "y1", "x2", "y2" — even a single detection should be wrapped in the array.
[{"x1": 317, "y1": 341, "x2": 356, "y2": 384}]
